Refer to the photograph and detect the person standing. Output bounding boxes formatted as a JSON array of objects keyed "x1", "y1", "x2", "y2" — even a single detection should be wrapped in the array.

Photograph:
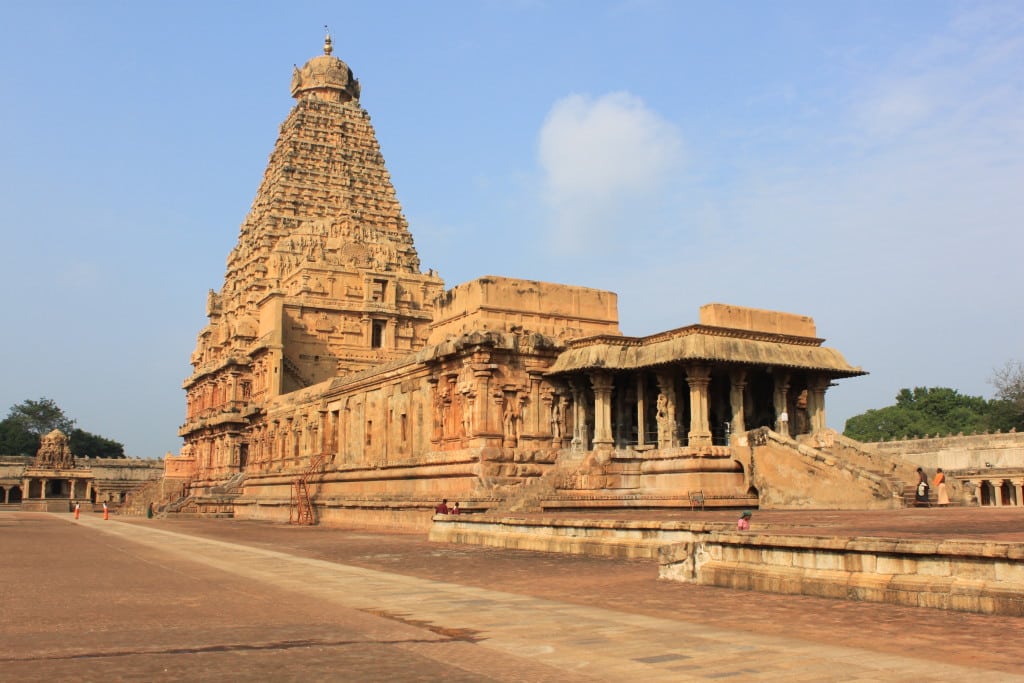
[
  {"x1": 915, "y1": 467, "x2": 930, "y2": 507},
  {"x1": 434, "y1": 499, "x2": 449, "y2": 514},
  {"x1": 933, "y1": 468, "x2": 950, "y2": 506}
]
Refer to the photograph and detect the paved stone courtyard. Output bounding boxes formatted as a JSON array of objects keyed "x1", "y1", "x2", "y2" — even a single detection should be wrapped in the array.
[{"x1": 2, "y1": 509, "x2": 1022, "y2": 681}]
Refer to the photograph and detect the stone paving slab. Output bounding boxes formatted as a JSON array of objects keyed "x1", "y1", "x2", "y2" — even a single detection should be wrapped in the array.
[{"x1": 4, "y1": 511, "x2": 1019, "y2": 681}]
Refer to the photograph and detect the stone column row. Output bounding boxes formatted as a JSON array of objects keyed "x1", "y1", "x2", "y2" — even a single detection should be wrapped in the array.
[
  {"x1": 579, "y1": 365, "x2": 830, "y2": 451},
  {"x1": 964, "y1": 478, "x2": 1024, "y2": 506}
]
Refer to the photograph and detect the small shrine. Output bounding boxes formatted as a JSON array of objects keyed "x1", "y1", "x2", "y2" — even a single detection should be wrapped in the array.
[{"x1": 20, "y1": 430, "x2": 95, "y2": 511}]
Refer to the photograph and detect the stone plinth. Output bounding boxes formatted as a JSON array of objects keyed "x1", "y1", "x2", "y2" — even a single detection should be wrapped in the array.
[{"x1": 659, "y1": 533, "x2": 1024, "y2": 617}]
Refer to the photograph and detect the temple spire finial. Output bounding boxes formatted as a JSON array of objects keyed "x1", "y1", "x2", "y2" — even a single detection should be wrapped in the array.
[{"x1": 323, "y1": 25, "x2": 333, "y2": 56}]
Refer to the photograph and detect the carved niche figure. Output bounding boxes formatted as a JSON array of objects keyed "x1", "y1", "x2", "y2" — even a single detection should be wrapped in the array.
[
  {"x1": 35, "y1": 430, "x2": 75, "y2": 469},
  {"x1": 503, "y1": 393, "x2": 523, "y2": 447},
  {"x1": 656, "y1": 392, "x2": 673, "y2": 447},
  {"x1": 550, "y1": 397, "x2": 563, "y2": 442},
  {"x1": 459, "y1": 391, "x2": 474, "y2": 438}
]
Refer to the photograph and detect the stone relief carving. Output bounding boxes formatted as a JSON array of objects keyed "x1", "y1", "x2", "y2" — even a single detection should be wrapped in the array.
[
  {"x1": 503, "y1": 392, "x2": 524, "y2": 447},
  {"x1": 550, "y1": 396, "x2": 563, "y2": 443}
]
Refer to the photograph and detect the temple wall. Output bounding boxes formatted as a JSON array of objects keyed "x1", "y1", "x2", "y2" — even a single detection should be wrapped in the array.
[
  {"x1": 165, "y1": 455, "x2": 196, "y2": 478},
  {"x1": 868, "y1": 431, "x2": 1024, "y2": 471}
]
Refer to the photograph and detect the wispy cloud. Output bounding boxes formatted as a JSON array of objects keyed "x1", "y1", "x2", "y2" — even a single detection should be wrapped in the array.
[{"x1": 537, "y1": 92, "x2": 684, "y2": 252}]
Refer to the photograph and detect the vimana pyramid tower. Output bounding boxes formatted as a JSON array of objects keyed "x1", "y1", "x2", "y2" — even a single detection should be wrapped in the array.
[{"x1": 174, "y1": 36, "x2": 881, "y2": 528}]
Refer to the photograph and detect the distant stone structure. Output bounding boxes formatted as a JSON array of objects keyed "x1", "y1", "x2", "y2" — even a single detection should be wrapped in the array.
[
  {"x1": 0, "y1": 431, "x2": 163, "y2": 511},
  {"x1": 870, "y1": 431, "x2": 1024, "y2": 506},
  {"x1": 168, "y1": 35, "x2": 940, "y2": 527}
]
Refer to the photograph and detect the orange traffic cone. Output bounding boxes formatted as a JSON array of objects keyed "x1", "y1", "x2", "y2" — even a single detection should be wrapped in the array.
[
  {"x1": 74, "y1": 503, "x2": 80, "y2": 520},
  {"x1": 102, "y1": 502, "x2": 109, "y2": 520}
]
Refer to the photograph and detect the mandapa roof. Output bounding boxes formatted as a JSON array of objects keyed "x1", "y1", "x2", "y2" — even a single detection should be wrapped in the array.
[{"x1": 546, "y1": 325, "x2": 866, "y2": 378}]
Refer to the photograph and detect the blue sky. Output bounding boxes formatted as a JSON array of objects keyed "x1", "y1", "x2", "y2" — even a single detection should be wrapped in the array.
[{"x1": 1, "y1": 1, "x2": 1021, "y2": 457}]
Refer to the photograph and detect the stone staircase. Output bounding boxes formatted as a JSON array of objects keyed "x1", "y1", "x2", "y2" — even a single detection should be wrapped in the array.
[
  {"x1": 123, "y1": 477, "x2": 191, "y2": 517},
  {"x1": 210, "y1": 471, "x2": 246, "y2": 495}
]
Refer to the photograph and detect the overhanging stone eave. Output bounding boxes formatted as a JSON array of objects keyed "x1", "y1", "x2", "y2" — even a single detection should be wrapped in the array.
[{"x1": 546, "y1": 332, "x2": 865, "y2": 378}]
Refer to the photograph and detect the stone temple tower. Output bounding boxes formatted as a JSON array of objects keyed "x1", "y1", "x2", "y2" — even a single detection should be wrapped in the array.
[{"x1": 181, "y1": 35, "x2": 445, "y2": 466}]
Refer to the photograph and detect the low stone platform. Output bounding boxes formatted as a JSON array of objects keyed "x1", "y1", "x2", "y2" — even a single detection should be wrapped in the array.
[
  {"x1": 8, "y1": 512, "x2": 1024, "y2": 680},
  {"x1": 430, "y1": 507, "x2": 1024, "y2": 616}
]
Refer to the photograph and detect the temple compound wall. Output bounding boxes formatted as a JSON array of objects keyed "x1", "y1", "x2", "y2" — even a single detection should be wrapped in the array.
[
  {"x1": 869, "y1": 431, "x2": 1024, "y2": 507},
  {"x1": 170, "y1": 36, "x2": 928, "y2": 528}
]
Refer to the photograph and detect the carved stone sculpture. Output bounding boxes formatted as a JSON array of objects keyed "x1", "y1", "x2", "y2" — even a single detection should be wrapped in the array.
[{"x1": 35, "y1": 429, "x2": 75, "y2": 469}]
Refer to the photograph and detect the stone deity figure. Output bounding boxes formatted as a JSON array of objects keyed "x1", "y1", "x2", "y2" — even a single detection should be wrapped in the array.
[
  {"x1": 431, "y1": 389, "x2": 445, "y2": 440},
  {"x1": 460, "y1": 393, "x2": 474, "y2": 438},
  {"x1": 503, "y1": 394, "x2": 522, "y2": 445},
  {"x1": 550, "y1": 399, "x2": 562, "y2": 442},
  {"x1": 656, "y1": 393, "x2": 673, "y2": 447}
]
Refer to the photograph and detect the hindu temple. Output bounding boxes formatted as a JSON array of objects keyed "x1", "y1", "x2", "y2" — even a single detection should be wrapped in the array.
[{"x1": 168, "y1": 35, "x2": 937, "y2": 528}]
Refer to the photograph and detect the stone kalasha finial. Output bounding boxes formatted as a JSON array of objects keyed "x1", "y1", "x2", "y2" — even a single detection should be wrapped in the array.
[{"x1": 290, "y1": 26, "x2": 360, "y2": 101}]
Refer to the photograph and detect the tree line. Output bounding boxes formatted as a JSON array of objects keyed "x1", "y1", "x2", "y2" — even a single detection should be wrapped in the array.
[
  {"x1": 0, "y1": 398, "x2": 126, "y2": 459},
  {"x1": 843, "y1": 361, "x2": 1024, "y2": 441}
]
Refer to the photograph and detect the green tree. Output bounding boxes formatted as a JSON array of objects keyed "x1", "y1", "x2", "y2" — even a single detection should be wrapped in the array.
[
  {"x1": 5, "y1": 397, "x2": 76, "y2": 438},
  {"x1": 69, "y1": 428, "x2": 125, "y2": 459},
  {"x1": 989, "y1": 360, "x2": 1024, "y2": 430},
  {"x1": 844, "y1": 386, "x2": 1005, "y2": 441},
  {"x1": 0, "y1": 398, "x2": 126, "y2": 458},
  {"x1": 0, "y1": 418, "x2": 38, "y2": 455}
]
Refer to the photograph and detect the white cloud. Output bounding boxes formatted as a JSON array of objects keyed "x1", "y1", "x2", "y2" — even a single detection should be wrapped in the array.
[{"x1": 537, "y1": 92, "x2": 683, "y2": 251}]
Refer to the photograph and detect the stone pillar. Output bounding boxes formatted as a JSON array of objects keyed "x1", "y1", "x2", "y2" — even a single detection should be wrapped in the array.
[
  {"x1": 386, "y1": 319, "x2": 398, "y2": 350},
  {"x1": 590, "y1": 371, "x2": 614, "y2": 450},
  {"x1": 472, "y1": 355, "x2": 498, "y2": 439},
  {"x1": 316, "y1": 414, "x2": 326, "y2": 456},
  {"x1": 569, "y1": 379, "x2": 587, "y2": 451},
  {"x1": 686, "y1": 365, "x2": 712, "y2": 447},
  {"x1": 1013, "y1": 479, "x2": 1024, "y2": 507},
  {"x1": 428, "y1": 378, "x2": 442, "y2": 443},
  {"x1": 994, "y1": 480, "x2": 1005, "y2": 506},
  {"x1": 773, "y1": 371, "x2": 791, "y2": 435},
  {"x1": 728, "y1": 368, "x2": 747, "y2": 437},
  {"x1": 636, "y1": 374, "x2": 647, "y2": 447},
  {"x1": 807, "y1": 376, "x2": 830, "y2": 433},
  {"x1": 527, "y1": 372, "x2": 543, "y2": 439}
]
